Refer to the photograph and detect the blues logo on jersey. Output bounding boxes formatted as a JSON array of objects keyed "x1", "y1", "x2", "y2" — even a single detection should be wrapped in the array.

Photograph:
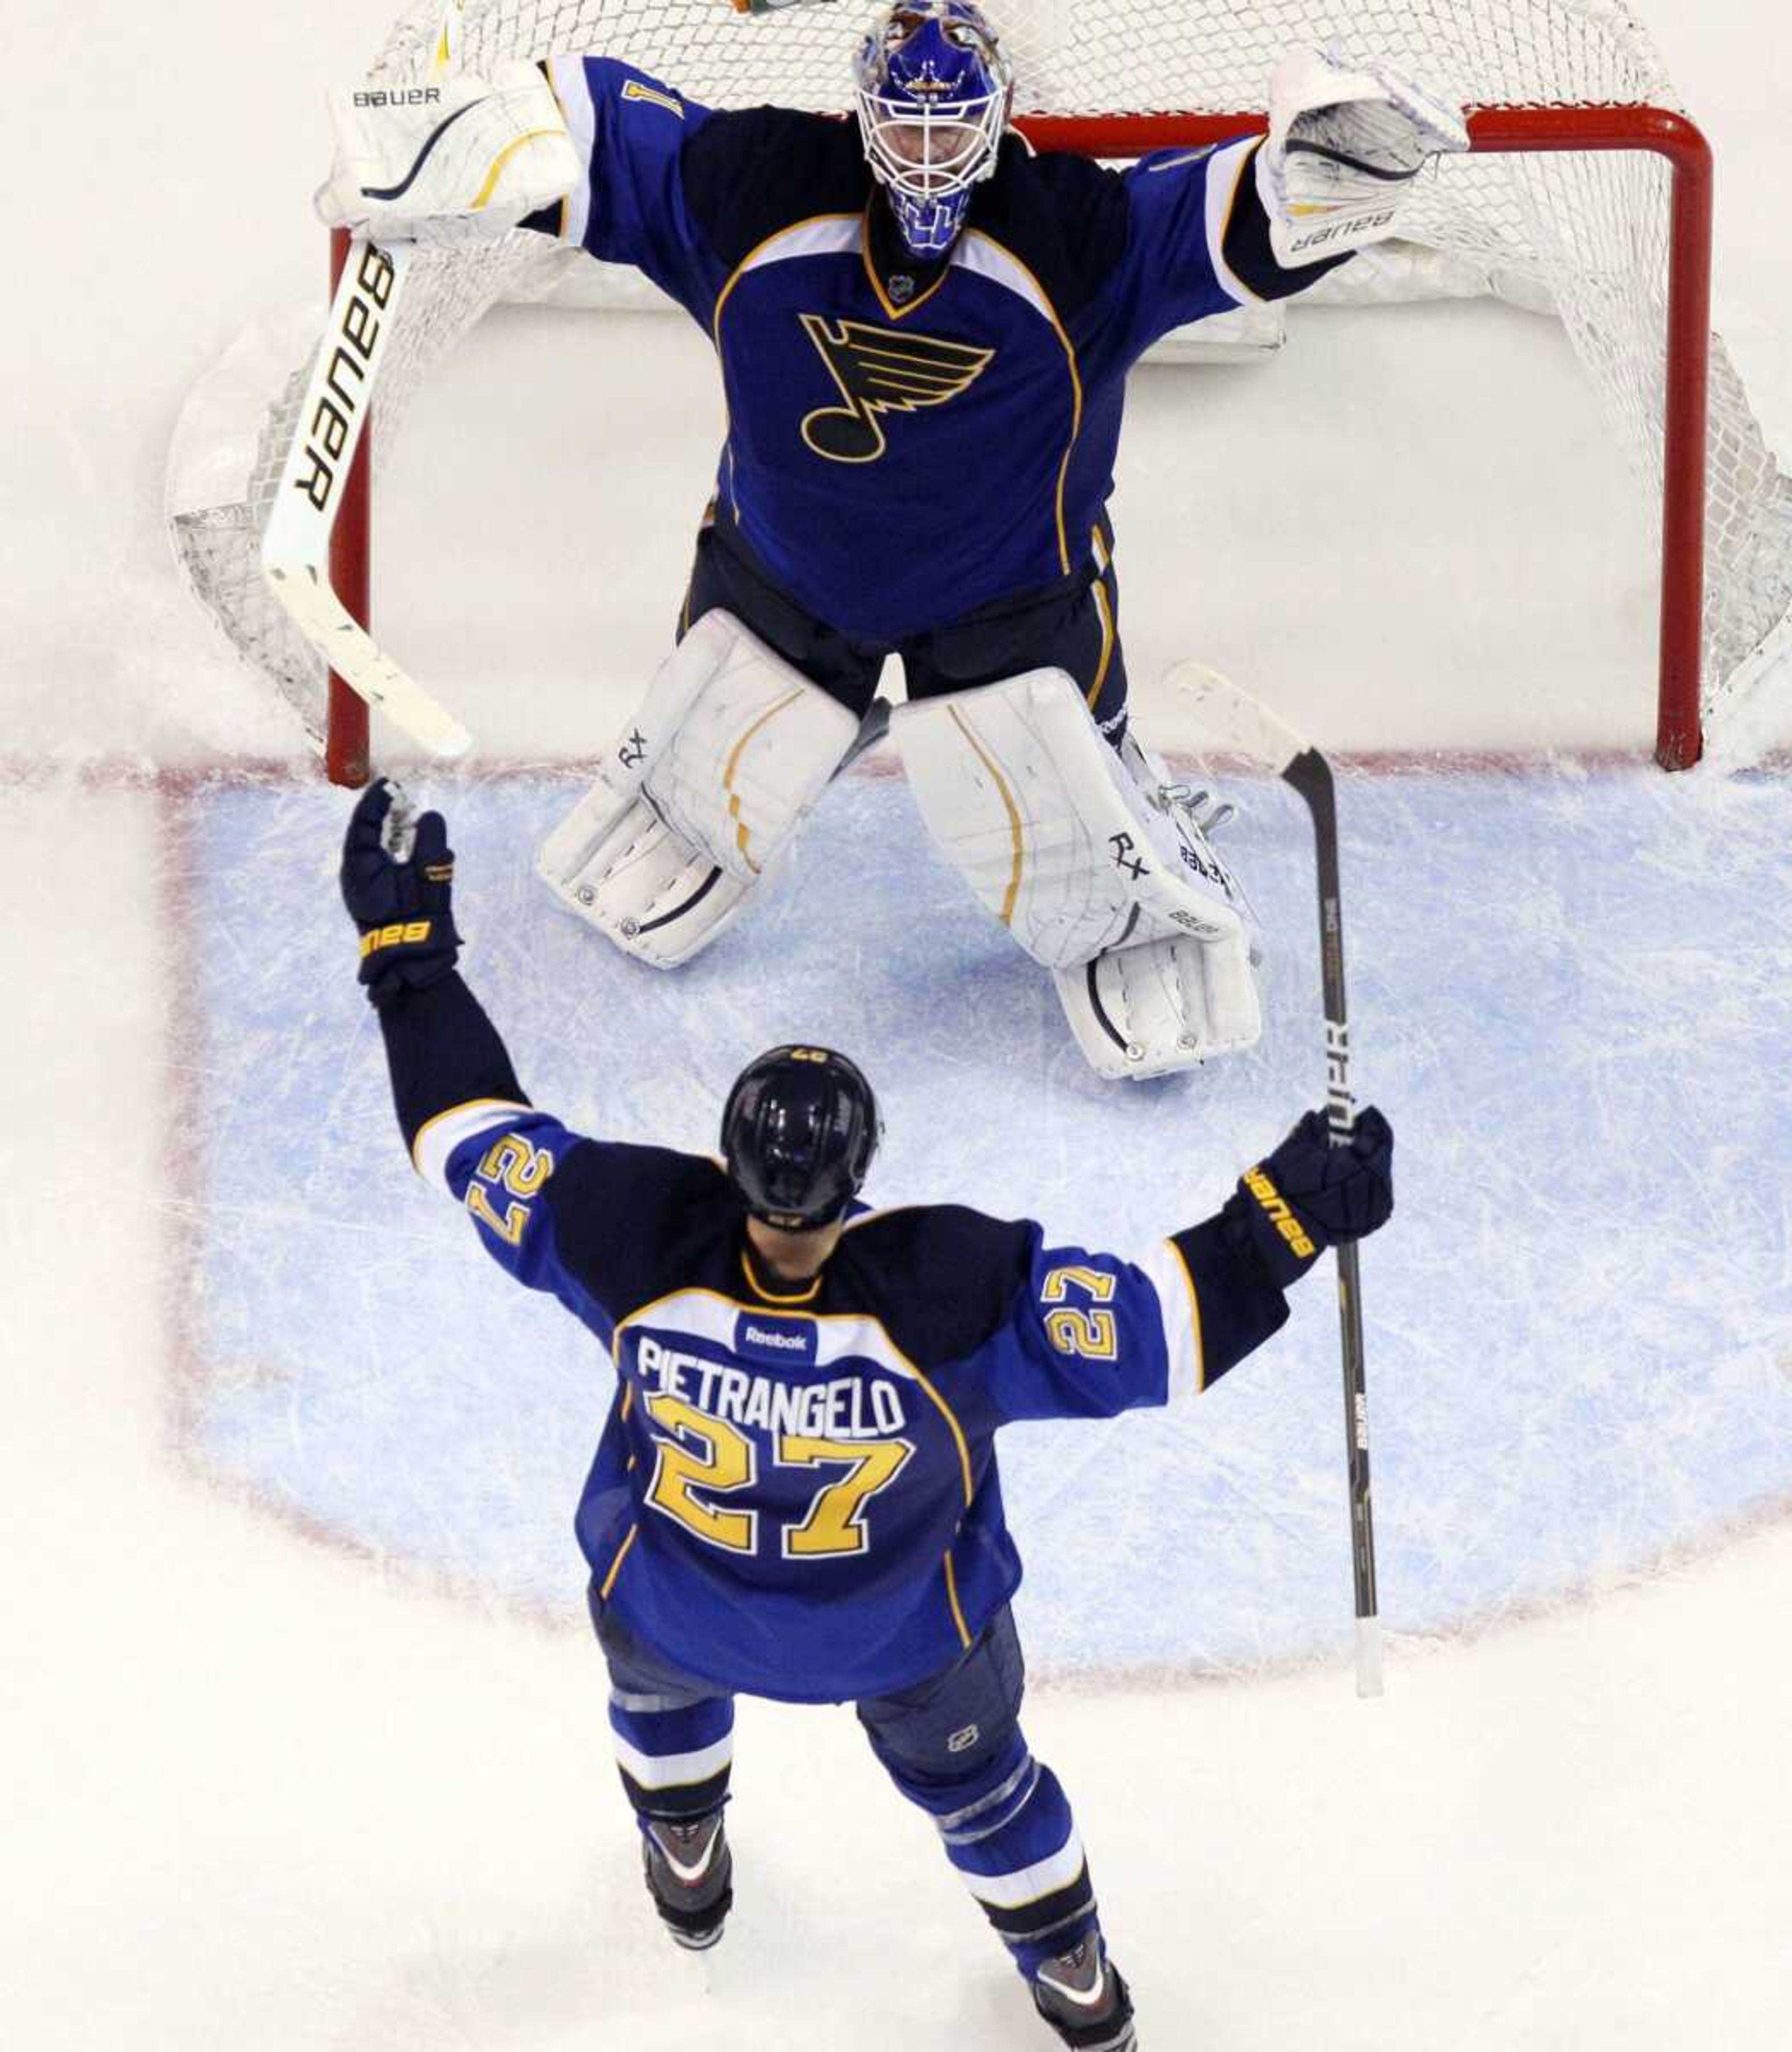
[
  {"x1": 798, "y1": 316, "x2": 996, "y2": 462},
  {"x1": 523, "y1": 56, "x2": 1343, "y2": 642}
]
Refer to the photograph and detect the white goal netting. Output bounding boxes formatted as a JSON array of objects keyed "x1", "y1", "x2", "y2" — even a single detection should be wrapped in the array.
[{"x1": 167, "y1": 0, "x2": 1792, "y2": 762}]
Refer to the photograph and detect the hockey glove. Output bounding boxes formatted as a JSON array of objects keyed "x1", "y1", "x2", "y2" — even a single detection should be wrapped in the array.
[
  {"x1": 1257, "y1": 43, "x2": 1469, "y2": 266},
  {"x1": 316, "y1": 62, "x2": 579, "y2": 246},
  {"x1": 341, "y1": 779, "x2": 462, "y2": 1008},
  {"x1": 1223, "y1": 1106, "x2": 1394, "y2": 1290}
]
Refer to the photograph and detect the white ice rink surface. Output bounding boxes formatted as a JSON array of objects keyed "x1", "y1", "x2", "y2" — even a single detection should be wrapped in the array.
[{"x1": 5, "y1": 0, "x2": 1792, "y2": 2046}]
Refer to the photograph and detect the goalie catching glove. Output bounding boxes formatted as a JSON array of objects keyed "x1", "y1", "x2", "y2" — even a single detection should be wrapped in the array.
[
  {"x1": 342, "y1": 779, "x2": 462, "y2": 1008},
  {"x1": 1256, "y1": 42, "x2": 1469, "y2": 266},
  {"x1": 316, "y1": 60, "x2": 579, "y2": 245}
]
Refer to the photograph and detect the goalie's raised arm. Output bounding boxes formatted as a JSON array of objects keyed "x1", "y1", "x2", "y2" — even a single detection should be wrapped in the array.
[
  {"x1": 1257, "y1": 41, "x2": 1470, "y2": 266},
  {"x1": 316, "y1": 59, "x2": 580, "y2": 244}
]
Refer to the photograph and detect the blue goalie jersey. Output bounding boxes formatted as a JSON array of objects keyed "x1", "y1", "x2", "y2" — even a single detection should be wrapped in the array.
[
  {"x1": 392, "y1": 981, "x2": 1294, "y2": 1705},
  {"x1": 520, "y1": 56, "x2": 1344, "y2": 643}
]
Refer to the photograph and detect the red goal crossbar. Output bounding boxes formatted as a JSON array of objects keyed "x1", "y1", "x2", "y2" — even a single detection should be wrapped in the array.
[{"x1": 323, "y1": 104, "x2": 1713, "y2": 785}]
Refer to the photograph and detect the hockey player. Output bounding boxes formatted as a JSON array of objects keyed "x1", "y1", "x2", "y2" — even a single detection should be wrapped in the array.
[
  {"x1": 319, "y1": 3, "x2": 1467, "y2": 1081},
  {"x1": 342, "y1": 778, "x2": 1396, "y2": 2049}
]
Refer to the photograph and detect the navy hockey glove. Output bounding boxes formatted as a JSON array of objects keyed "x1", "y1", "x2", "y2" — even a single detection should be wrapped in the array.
[
  {"x1": 340, "y1": 780, "x2": 462, "y2": 1009},
  {"x1": 1224, "y1": 1107, "x2": 1394, "y2": 1290}
]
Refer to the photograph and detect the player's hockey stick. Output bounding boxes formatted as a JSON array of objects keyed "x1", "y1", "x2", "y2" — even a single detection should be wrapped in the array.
[
  {"x1": 1168, "y1": 659, "x2": 1384, "y2": 1699},
  {"x1": 259, "y1": 8, "x2": 473, "y2": 762}
]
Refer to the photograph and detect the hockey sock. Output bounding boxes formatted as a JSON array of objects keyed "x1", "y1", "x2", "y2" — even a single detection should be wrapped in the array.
[
  {"x1": 882, "y1": 1730, "x2": 1101, "y2": 1976},
  {"x1": 607, "y1": 1688, "x2": 735, "y2": 1822}
]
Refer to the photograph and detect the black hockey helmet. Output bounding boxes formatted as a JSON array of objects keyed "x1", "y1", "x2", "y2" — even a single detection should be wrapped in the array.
[{"x1": 721, "y1": 1046, "x2": 882, "y2": 1229}]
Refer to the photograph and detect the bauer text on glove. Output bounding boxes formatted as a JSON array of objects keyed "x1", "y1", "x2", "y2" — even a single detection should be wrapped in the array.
[
  {"x1": 1255, "y1": 44, "x2": 1469, "y2": 266},
  {"x1": 1222, "y1": 1106, "x2": 1394, "y2": 1291},
  {"x1": 341, "y1": 780, "x2": 462, "y2": 1008},
  {"x1": 316, "y1": 60, "x2": 579, "y2": 244}
]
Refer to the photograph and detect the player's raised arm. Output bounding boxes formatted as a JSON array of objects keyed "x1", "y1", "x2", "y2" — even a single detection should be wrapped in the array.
[
  {"x1": 983, "y1": 1108, "x2": 1394, "y2": 1421},
  {"x1": 342, "y1": 783, "x2": 741, "y2": 1339},
  {"x1": 341, "y1": 777, "x2": 521, "y2": 1137},
  {"x1": 1112, "y1": 42, "x2": 1467, "y2": 348},
  {"x1": 339, "y1": 781, "x2": 595, "y2": 1295},
  {"x1": 512, "y1": 56, "x2": 729, "y2": 306}
]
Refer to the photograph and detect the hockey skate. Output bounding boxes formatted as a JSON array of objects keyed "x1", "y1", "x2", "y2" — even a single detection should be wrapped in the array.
[
  {"x1": 640, "y1": 1811, "x2": 734, "y2": 1951},
  {"x1": 1031, "y1": 1935, "x2": 1138, "y2": 2051}
]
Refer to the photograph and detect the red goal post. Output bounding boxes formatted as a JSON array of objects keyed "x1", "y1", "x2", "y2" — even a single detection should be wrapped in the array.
[{"x1": 321, "y1": 103, "x2": 1715, "y2": 786}]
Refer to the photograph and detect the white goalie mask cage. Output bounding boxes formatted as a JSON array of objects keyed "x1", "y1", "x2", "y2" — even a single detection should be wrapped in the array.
[{"x1": 853, "y1": 2, "x2": 1015, "y2": 233}]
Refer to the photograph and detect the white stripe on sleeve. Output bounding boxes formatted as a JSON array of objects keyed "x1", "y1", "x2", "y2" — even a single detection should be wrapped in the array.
[
  {"x1": 547, "y1": 52, "x2": 598, "y2": 248},
  {"x1": 1202, "y1": 134, "x2": 1266, "y2": 306},
  {"x1": 1137, "y1": 1239, "x2": 1207, "y2": 1400},
  {"x1": 411, "y1": 1099, "x2": 530, "y2": 1192}
]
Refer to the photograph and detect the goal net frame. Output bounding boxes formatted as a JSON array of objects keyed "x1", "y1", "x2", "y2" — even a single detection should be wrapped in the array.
[{"x1": 317, "y1": 101, "x2": 1715, "y2": 786}]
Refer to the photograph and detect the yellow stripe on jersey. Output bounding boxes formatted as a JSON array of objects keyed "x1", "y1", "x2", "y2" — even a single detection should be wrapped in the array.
[
  {"x1": 600, "y1": 1521, "x2": 640, "y2": 1598},
  {"x1": 942, "y1": 1547, "x2": 973, "y2": 1648},
  {"x1": 710, "y1": 214, "x2": 865, "y2": 347},
  {"x1": 1089, "y1": 572, "x2": 1116, "y2": 707},
  {"x1": 739, "y1": 1247, "x2": 823, "y2": 1305},
  {"x1": 960, "y1": 231, "x2": 1083, "y2": 575}
]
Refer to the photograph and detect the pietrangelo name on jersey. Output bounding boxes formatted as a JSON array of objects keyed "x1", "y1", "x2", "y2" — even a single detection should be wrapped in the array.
[{"x1": 634, "y1": 1332, "x2": 908, "y2": 1440}]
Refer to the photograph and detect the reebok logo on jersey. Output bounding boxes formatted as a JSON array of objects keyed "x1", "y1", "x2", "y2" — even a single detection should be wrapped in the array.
[
  {"x1": 1242, "y1": 1167, "x2": 1316, "y2": 1259},
  {"x1": 798, "y1": 316, "x2": 994, "y2": 464},
  {"x1": 734, "y1": 1312, "x2": 819, "y2": 1368}
]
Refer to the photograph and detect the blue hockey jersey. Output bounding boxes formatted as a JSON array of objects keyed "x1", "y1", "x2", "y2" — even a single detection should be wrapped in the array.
[
  {"x1": 383, "y1": 976, "x2": 1293, "y2": 1704},
  {"x1": 522, "y1": 56, "x2": 1342, "y2": 642}
]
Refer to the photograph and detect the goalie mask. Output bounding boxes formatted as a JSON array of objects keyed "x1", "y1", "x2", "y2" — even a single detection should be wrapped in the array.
[
  {"x1": 721, "y1": 1046, "x2": 882, "y2": 1229},
  {"x1": 854, "y1": 1, "x2": 1014, "y2": 257}
]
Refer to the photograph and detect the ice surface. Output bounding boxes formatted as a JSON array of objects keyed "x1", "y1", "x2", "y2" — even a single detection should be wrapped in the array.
[{"x1": 180, "y1": 760, "x2": 1792, "y2": 1673}]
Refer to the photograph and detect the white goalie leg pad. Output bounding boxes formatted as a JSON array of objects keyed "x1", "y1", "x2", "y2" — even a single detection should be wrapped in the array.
[
  {"x1": 1055, "y1": 929, "x2": 1263, "y2": 1080},
  {"x1": 535, "y1": 611, "x2": 858, "y2": 968},
  {"x1": 893, "y1": 668, "x2": 1256, "y2": 965},
  {"x1": 893, "y1": 668, "x2": 1264, "y2": 1076}
]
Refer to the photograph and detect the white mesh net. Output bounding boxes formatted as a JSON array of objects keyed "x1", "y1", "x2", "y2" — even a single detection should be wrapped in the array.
[{"x1": 166, "y1": 0, "x2": 1792, "y2": 759}]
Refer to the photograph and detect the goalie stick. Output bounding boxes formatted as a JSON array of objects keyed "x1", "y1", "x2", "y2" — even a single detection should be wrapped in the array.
[
  {"x1": 259, "y1": 5, "x2": 473, "y2": 765},
  {"x1": 1169, "y1": 659, "x2": 1384, "y2": 1699}
]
